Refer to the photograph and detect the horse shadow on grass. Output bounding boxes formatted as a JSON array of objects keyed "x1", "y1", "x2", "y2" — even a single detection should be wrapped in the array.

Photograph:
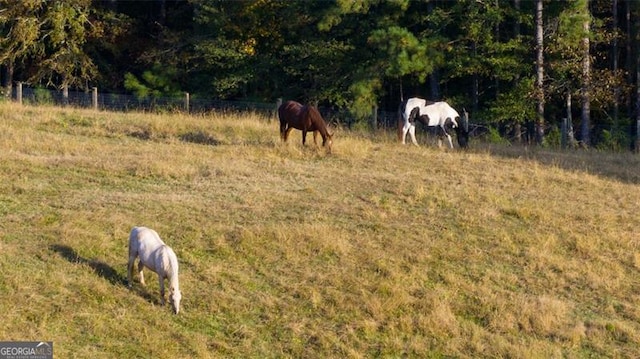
[
  {"x1": 50, "y1": 244, "x2": 126, "y2": 285},
  {"x1": 50, "y1": 244, "x2": 159, "y2": 305}
]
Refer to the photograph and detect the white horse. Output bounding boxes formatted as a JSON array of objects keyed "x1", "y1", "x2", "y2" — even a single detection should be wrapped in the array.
[
  {"x1": 399, "y1": 98, "x2": 469, "y2": 148},
  {"x1": 127, "y1": 226, "x2": 182, "y2": 314}
]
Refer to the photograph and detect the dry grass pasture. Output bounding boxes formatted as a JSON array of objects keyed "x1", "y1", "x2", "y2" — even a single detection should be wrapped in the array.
[{"x1": 1, "y1": 102, "x2": 640, "y2": 357}]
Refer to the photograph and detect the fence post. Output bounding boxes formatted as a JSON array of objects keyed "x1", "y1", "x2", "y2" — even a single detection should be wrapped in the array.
[
  {"x1": 371, "y1": 105, "x2": 378, "y2": 131},
  {"x1": 184, "y1": 92, "x2": 190, "y2": 113},
  {"x1": 62, "y1": 85, "x2": 69, "y2": 107},
  {"x1": 92, "y1": 87, "x2": 98, "y2": 110},
  {"x1": 275, "y1": 98, "x2": 282, "y2": 121},
  {"x1": 561, "y1": 118, "x2": 567, "y2": 149},
  {"x1": 636, "y1": 119, "x2": 640, "y2": 153},
  {"x1": 16, "y1": 82, "x2": 22, "y2": 104}
]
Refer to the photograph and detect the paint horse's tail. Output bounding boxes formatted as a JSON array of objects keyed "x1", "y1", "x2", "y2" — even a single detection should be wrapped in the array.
[{"x1": 397, "y1": 99, "x2": 408, "y2": 142}]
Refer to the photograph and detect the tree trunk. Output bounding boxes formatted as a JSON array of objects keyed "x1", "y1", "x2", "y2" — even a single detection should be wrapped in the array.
[
  {"x1": 567, "y1": 90, "x2": 576, "y2": 147},
  {"x1": 472, "y1": 42, "x2": 479, "y2": 115},
  {"x1": 626, "y1": 0, "x2": 633, "y2": 116},
  {"x1": 535, "y1": 0, "x2": 545, "y2": 145},
  {"x1": 636, "y1": 14, "x2": 640, "y2": 152},
  {"x1": 632, "y1": 1, "x2": 640, "y2": 152},
  {"x1": 580, "y1": 10, "x2": 591, "y2": 147},
  {"x1": 2, "y1": 61, "x2": 13, "y2": 99},
  {"x1": 429, "y1": 71, "x2": 441, "y2": 100},
  {"x1": 612, "y1": 0, "x2": 619, "y2": 127},
  {"x1": 513, "y1": 0, "x2": 522, "y2": 144},
  {"x1": 427, "y1": 1, "x2": 440, "y2": 100}
]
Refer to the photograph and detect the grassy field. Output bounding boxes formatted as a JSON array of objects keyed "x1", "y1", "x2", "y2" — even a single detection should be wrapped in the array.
[{"x1": 1, "y1": 101, "x2": 640, "y2": 358}]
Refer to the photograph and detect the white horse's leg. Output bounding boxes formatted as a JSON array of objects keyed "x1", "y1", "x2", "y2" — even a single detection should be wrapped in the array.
[
  {"x1": 409, "y1": 125, "x2": 419, "y2": 146},
  {"x1": 138, "y1": 261, "x2": 146, "y2": 286},
  {"x1": 158, "y1": 275, "x2": 166, "y2": 306},
  {"x1": 127, "y1": 255, "x2": 136, "y2": 288}
]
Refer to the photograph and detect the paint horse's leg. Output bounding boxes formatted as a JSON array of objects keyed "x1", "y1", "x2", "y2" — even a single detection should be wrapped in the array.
[
  {"x1": 408, "y1": 125, "x2": 419, "y2": 146},
  {"x1": 445, "y1": 133, "x2": 454, "y2": 149},
  {"x1": 401, "y1": 122, "x2": 410, "y2": 144},
  {"x1": 407, "y1": 107, "x2": 420, "y2": 146},
  {"x1": 437, "y1": 125, "x2": 454, "y2": 149}
]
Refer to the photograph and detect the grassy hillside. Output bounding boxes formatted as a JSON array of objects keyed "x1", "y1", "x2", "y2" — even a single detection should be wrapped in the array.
[{"x1": 1, "y1": 102, "x2": 639, "y2": 358}]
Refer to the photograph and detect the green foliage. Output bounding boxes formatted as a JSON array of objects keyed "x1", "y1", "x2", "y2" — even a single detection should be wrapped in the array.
[
  {"x1": 37, "y1": 0, "x2": 97, "y2": 88},
  {"x1": 348, "y1": 78, "x2": 382, "y2": 119},
  {"x1": 543, "y1": 126, "x2": 562, "y2": 149},
  {"x1": 367, "y1": 26, "x2": 438, "y2": 81},
  {"x1": 0, "y1": 0, "x2": 43, "y2": 63},
  {"x1": 485, "y1": 127, "x2": 510, "y2": 145},
  {"x1": 596, "y1": 128, "x2": 632, "y2": 152},
  {"x1": 546, "y1": 0, "x2": 590, "y2": 95},
  {"x1": 30, "y1": 87, "x2": 54, "y2": 105},
  {"x1": 486, "y1": 78, "x2": 535, "y2": 126},
  {"x1": 124, "y1": 64, "x2": 181, "y2": 99}
]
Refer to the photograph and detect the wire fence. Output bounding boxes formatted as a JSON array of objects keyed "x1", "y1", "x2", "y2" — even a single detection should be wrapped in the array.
[
  {"x1": 13, "y1": 85, "x2": 278, "y2": 115},
  {"x1": 8, "y1": 85, "x2": 640, "y2": 151},
  {"x1": 10, "y1": 84, "x2": 391, "y2": 128}
]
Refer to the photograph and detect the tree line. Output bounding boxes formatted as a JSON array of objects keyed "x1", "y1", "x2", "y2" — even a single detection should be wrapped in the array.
[{"x1": 1, "y1": 0, "x2": 639, "y2": 149}]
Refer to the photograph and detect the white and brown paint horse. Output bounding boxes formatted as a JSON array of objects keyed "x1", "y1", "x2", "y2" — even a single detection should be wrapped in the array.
[
  {"x1": 128, "y1": 226, "x2": 182, "y2": 314},
  {"x1": 399, "y1": 98, "x2": 469, "y2": 148}
]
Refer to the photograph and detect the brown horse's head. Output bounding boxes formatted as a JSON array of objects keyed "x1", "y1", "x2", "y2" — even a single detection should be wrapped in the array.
[
  {"x1": 305, "y1": 105, "x2": 333, "y2": 153},
  {"x1": 324, "y1": 131, "x2": 333, "y2": 153}
]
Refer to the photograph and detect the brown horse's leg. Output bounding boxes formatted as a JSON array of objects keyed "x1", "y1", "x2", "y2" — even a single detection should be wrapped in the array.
[
  {"x1": 313, "y1": 131, "x2": 319, "y2": 146},
  {"x1": 302, "y1": 130, "x2": 308, "y2": 146},
  {"x1": 280, "y1": 122, "x2": 287, "y2": 141},
  {"x1": 284, "y1": 127, "x2": 293, "y2": 142}
]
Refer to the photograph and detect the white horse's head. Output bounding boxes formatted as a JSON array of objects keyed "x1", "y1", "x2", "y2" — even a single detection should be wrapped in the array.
[{"x1": 170, "y1": 288, "x2": 182, "y2": 314}]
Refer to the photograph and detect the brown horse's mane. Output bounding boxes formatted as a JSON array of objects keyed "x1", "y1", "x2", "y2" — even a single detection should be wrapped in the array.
[{"x1": 301, "y1": 105, "x2": 330, "y2": 136}]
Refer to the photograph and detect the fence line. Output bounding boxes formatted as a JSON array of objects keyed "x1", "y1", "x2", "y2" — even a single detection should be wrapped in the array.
[
  {"x1": 8, "y1": 84, "x2": 379, "y2": 127},
  {"x1": 7, "y1": 84, "x2": 639, "y2": 151},
  {"x1": 11, "y1": 84, "x2": 280, "y2": 115}
]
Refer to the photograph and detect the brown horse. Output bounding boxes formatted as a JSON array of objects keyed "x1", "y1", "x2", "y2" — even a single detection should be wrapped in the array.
[{"x1": 278, "y1": 100, "x2": 333, "y2": 152}]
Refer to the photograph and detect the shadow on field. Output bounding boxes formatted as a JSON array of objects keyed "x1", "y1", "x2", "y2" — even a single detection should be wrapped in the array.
[
  {"x1": 474, "y1": 144, "x2": 640, "y2": 185},
  {"x1": 179, "y1": 130, "x2": 221, "y2": 145},
  {"x1": 50, "y1": 244, "x2": 126, "y2": 286},
  {"x1": 50, "y1": 244, "x2": 159, "y2": 305}
]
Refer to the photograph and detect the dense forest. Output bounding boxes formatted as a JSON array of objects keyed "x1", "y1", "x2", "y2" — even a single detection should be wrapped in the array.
[{"x1": 1, "y1": 0, "x2": 640, "y2": 149}]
